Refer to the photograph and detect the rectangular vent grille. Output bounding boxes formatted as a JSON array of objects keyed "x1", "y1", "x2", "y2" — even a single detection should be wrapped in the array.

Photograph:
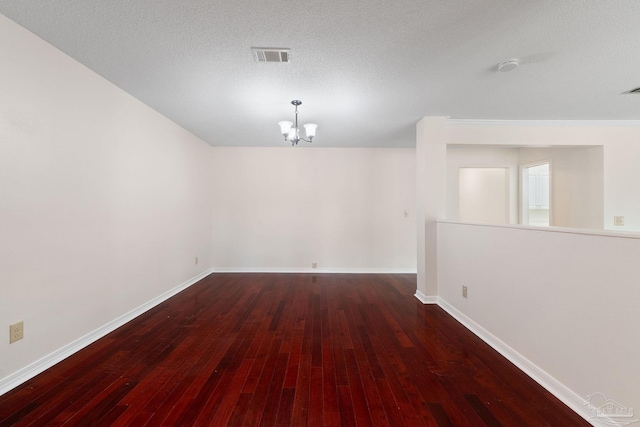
[
  {"x1": 251, "y1": 48, "x2": 290, "y2": 63},
  {"x1": 623, "y1": 87, "x2": 640, "y2": 94}
]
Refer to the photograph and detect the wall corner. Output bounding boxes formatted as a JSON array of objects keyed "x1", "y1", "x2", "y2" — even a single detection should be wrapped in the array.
[{"x1": 416, "y1": 116, "x2": 448, "y2": 298}]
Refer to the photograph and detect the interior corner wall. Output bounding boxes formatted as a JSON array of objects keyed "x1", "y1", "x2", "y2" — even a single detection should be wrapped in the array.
[
  {"x1": 0, "y1": 15, "x2": 213, "y2": 385},
  {"x1": 210, "y1": 147, "x2": 416, "y2": 272}
]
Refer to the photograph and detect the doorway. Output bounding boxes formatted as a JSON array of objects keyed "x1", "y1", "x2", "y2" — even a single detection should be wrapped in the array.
[{"x1": 520, "y1": 161, "x2": 551, "y2": 226}]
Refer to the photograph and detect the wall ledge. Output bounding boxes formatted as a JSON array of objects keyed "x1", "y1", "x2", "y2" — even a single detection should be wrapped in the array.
[
  {"x1": 438, "y1": 220, "x2": 640, "y2": 240},
  {"x1": 436, "y1": 297, "x2": 612, "y2": 427},
  {"x1": 0, "y1": 268, "x2": 213, "y2": 397}
]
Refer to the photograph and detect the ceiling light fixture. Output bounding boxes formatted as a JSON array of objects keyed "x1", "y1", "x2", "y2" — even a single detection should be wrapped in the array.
[
  {"x1": 278, "y1": 100, "x2": 317, "y2": 146},
  {"x1": 498, "y1": 59, "x2": 519, "y2": 72}
]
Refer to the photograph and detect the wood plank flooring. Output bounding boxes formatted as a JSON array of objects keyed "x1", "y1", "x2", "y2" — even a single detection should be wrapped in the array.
[{"x1": 0, "y1": 273, "x2": 589, "y2": 426}]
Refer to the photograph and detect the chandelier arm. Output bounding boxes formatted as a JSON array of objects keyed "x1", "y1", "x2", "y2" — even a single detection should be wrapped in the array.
[{"x1": 280, "y1": 100, "x2": 314, "y2": 146}]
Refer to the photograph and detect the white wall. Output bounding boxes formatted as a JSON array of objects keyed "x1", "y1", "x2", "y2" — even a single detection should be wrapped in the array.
[
  {"x1": 415, "y1": 117, "x2": 447, "y2": 299},
  {"x1": 210, "y1": 147, "x2": 416, "y2": 272},
  {"x1": 0, "y1": 14, "x2": 212, "y2": 385},
  {"x1": 438, "y1": 222, "x2": 640, "y2": 423},
  {"x1": 519, "y1": 146, "x2": 604, "y2": 229},
  {"x1": 446, "y1": 146, "x2": 519, "y2": 223},
  {"x1": 446, "y1": 144, "x2": 604, "y2": 230},
  {"x1": 414, "y1": 118, "x2": 640, "y2": 423},
  {"x1": 447, "y1": 122, "x2": 640, "y2": 232},
  {"x1": 458, "y1": 168, "x2": 509, "y2": 224}
]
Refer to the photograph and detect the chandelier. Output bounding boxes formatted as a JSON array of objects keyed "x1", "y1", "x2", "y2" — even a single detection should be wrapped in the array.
[{"x1": 278, "y1": 100, "x2": 317, "y2": 146}]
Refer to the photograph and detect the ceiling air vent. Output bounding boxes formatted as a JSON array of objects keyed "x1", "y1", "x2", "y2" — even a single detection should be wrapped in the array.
[
  {"x1": 623, "y1": 87, "x2": 640, "y2": 94},
  {"x1": 251, "y1": 47, "x2": 290, "y2": 63}
]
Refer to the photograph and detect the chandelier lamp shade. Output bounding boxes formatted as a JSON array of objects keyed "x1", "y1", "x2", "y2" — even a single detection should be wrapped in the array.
[{"x1": 278, "y1": 100, "x2": 317, "y2": 146}]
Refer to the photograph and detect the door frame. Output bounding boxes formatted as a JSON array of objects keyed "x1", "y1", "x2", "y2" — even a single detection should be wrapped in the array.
[{"x1": 519, "y1": 159, "x2": 553, "y2": 226}]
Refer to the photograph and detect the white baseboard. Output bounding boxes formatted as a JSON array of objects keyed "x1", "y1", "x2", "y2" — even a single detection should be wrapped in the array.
[
  {"x1": 414, "y1": 290, "x2": 438, "y2": 304},
  {"x1": 436, "y1": 297, "x2": 610, "y2": 427},
  {"x1": 0, "y1": 268, "x2": 213, "y2": 397},
  {"x1": 211, "y1": 267, "x2": 417, "y2": 274}
]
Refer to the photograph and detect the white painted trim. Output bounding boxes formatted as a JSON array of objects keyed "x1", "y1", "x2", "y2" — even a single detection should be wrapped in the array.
[
  {"x1": 438, "y1": 220, "x2": 640, "y2": 240},
  {"x1": 447, "y1": 118, "x2": 640, "y2": 127},
  {"x1": 211, "y1": 267, "x2": 417, "y2": 274},
  {"x1": 436, "y1": 297, "x2": 612, "y2": 427},
  {"x1": 519, "y1": 159, "x2": 553, "y2": 227},
  {"x1": 0, "y1": 268, "x2": 213, "y2": 397},
  {"x1": 414, "y1": 290, "x2": 438, "y2": 304}
]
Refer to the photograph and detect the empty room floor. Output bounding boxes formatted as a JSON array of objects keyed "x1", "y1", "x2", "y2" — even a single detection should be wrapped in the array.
[{"x1": 0, "y1": 273, "x2": 589, "y2": 426}]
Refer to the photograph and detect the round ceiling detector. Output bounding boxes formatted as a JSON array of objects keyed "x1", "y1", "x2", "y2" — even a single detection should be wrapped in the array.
[{"x1": 498, "y1": 59, "x2": 519, "y2": 72}]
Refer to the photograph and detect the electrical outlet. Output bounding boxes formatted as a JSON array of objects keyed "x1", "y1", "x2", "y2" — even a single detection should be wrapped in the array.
[
  {"x1": 10, "y1": 321, "x2": 24, "y2": 344},
  {"x1": 195, "y1": 256, "x2": 198, "y2": 265},
  {"x1": 614, "y1": 216, "x2": 625, "y2": 226},
  {"x1": 312, "y1": 262, "x2": 318, "y2": 269},
  {"x1": 462, "y1": 285, "x2": 468, "y2": 299}
]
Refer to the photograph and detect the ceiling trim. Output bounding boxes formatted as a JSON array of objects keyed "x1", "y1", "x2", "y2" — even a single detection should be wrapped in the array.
[{"x1": 447, "y1": 119, "x2": 640, "y2": 127}]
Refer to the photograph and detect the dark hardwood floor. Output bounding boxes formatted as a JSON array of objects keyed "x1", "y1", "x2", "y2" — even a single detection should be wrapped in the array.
[{"x1": 0, "y1": 273, "x2": 589, "y2": 426}]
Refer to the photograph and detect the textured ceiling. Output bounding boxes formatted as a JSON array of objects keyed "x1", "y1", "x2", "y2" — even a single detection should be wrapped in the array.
[{"x1": 0, "y1": 1, "x2": 638, "y2": 147}]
